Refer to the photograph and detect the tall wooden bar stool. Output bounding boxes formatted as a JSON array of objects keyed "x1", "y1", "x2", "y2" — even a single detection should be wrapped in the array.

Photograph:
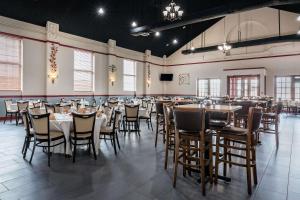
[
  {"x1": 173, "y1": 107, "x2": 213, "y2": 196},
  {"x1": 261, "y1": 102, "x2": 282, "y2": 147},
  {"x1": 163, "y1": 103, "x2": 175, "y2": 169},
  {"x1": 154, "y1": 101, "x2": 172, "y2": 147},
  {"x1": 215, "y1": 107, "x2": 262, "y2": 195}
]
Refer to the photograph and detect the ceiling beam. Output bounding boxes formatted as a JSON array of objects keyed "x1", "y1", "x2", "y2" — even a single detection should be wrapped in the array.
[
  {"x1": 181, "y1": 34, "x2": 300, "y2": 54},
  {"x1": 131, "y1": 0, "x2": 300, "y2": 36}
]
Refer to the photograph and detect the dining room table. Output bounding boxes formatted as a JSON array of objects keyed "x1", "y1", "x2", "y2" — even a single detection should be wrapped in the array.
[{"x1": 49, "y1": 112, "x2": 107, "y2": 155}]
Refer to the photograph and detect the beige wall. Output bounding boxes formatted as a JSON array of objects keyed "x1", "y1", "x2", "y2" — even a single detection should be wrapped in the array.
[
  {"x1": 0, "y1": 16, "x2": 164, "y2": 97},
  {"x1": 165, "y1": 8, "x2": 300, "y2": 96}
]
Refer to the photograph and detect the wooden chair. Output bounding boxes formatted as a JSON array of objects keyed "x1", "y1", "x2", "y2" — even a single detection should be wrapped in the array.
[
  {"x1": 21, "y1": 110, "x2": 34, "y2": 158},
  {"x1": 155, "y1": 101, "x2": 172, "y2": 147},
  {"x1": 215, "y1": 107, "x2": 262, "y2": 195},
  {"x1": 29, "y1": 113, "x2": 66, "y2": 167},
  {"x1": 70, "y1": 112, "x2": 97, "y2": 163},
  {"x1": 173, "y1": 107, "x2": 213, "y2": 196},
  {"x1": 124, "y1": 104, "x2": 140, "y2": 135},
  {"x1": 100, "y1": 110, "x2": 122, "y2": 155},
  {"x1": 163, "y1": 103, "x2": 175, "y2": 169},
  {"x1": 3, "y1": 99, "x2": 18, "y2": 124},
  {"x1": 261, "y1": 102, "x2": 282, "y2": 147},
  {"x1": 234, "y1": 101, "x2": 256, "y2": 128}
]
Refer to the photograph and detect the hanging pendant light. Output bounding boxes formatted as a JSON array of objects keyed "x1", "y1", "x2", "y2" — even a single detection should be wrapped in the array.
[
  {"x1": 218, "y1": 18, "x2": 232, "y2": 54},
  {"x1": 163, "y1": 0, "x2": 184, "y2": 21}
]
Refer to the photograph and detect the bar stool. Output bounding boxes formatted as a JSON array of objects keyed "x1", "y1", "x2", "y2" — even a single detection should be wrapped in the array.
[
  {"x1": 173, "y1": 107, "x2": 213, "y2": 196},
  {"x1": 163, "y1": 103, "x2": 175, "y2": 169},
  {"x1": 215, "y1": 107, "x2": 262, "y2": 195}
]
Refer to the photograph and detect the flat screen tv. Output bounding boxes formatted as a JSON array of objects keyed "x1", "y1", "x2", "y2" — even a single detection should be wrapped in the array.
[{"x1": 160, "y1": 74, "x2": 173, "y2": 81}]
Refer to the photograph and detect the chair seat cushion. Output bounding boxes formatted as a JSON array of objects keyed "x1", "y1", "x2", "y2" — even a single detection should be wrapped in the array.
[
  {"x1": 70, "y1": 132, "x2": 92, "y2": 138},
  {"x1": 221, "y1": 126, "x2": 247, "y2": 135},
  {"x1": 100, "y1": 126, "x2": 113, "y2": 133},
  {"x1": 36, "y1": 131, "x2": 64, "y2": 140},
  {"x1": 209, "y1": 120, "x2": 228, "y2": 128}
]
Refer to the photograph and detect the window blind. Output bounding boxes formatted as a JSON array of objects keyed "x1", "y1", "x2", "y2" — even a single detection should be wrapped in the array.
[
  {"x1": 0, "y1": 34, "x2": 22, "y2": 90},
  {"x1": 123, "y1": 60, "x2": 136, "y2": 92},
  {"x1": 74, "y1": 50, "x2": 94, "y2": 91}
]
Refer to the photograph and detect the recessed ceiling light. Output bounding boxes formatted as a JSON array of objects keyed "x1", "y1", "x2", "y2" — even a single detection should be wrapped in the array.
[
  {"x1": 172, "y1": 39, "x2": 178, "y2": 45},
  {"x1": 155, "y1": 32, "x2": 160, "y2": 37},
  {"x1": 131, "y1": 21, "x2": 137, "y2": 27},
  {"x1": 166, "y1": 43, "x2": 170, "y2": 47},
  {"x1": 297, "y1": 16, "x2": 300, "y2": 21},
  {"x1": 97, "y1": 7, "x2": 105, "y2": 15}
]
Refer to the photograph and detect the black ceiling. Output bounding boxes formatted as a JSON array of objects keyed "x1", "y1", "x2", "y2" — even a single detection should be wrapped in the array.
[{"x1": 0, "y1": 0, "x2": 300, "y2": 57}]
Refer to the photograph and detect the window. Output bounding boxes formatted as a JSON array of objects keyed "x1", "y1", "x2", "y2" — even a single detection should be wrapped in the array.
[
  {"x1": 197, "y1": 79, "x2": 221, "y2": 97},
  {"x1": 275, "y1": 76, "x2": 300, "y2": 101},
  {"x1": 74, "y1": 50, "x2": 94, "y2": 91},
  {"x1": 228, "y1": 75, "x2": 260, "y2": 97},
  {"x1": 123, "y1": 60, "x2": 136, "y2": 92},
  {"x1": 0, "y1": 34, "x2": 22, "y2": 90}
]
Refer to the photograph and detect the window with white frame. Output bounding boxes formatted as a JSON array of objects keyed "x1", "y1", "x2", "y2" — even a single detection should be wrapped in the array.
[
  {"x1": 275, "y1": 76, "x2": 300, "y2": 101},
  {"x1": 74, "y1": 50, "x2": 94, "y2": 91},
  {"x1": 0, "y1": 34, "x2": 22, "y2": 90},
  {"x1": 123, "y1": 59, "x2": 136, "y2": 92},
  {"x1": 228, "y1": 75, "x2": 260, "y2": 97},
  {"x1": 197, "y1": 79, "x2": 221, "y2": 97}
]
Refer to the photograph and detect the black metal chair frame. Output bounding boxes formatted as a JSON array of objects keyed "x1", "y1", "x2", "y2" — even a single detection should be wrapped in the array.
[
  {"x1": 70, "y1": 112, "x2": 97, "y2": 163},
  {"x1": 29, "y1": 113, "x2": 66, "y2": 167}
]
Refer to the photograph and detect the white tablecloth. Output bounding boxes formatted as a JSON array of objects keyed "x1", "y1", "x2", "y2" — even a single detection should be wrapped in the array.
[{"x1": 49, "y1": 113, "x2": 107, "y2": 155}]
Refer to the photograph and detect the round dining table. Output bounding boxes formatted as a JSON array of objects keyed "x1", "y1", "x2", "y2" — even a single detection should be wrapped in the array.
[{"x1": 49, "y1": 113, "x2": 107, "y2": 155}]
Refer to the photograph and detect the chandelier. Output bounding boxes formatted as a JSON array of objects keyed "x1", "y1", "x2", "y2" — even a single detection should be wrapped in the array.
[
  {"x1": 218, "y1": 43, "x2": 232, "y2": 53},
  {"x1": 162, "y1": 0, "x2": 183, "y2": 21}
]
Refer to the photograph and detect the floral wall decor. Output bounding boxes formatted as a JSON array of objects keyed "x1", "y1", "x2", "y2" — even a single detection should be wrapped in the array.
[
  {"x1": 48, "y1": 43, "x2": 58, "y2": 83},
  {"x1": 178, "y1": 73, "x2": 190, "y2": 85}
]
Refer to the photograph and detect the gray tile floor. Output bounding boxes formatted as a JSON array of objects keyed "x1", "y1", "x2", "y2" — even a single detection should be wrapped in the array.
[{"x1": 0, "y1": 115, "x2": 299, "y2": 200}]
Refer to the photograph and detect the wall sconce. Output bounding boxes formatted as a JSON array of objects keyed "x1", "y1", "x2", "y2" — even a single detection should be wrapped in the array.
[
  {"x1": 147, "y1": 79, "x2": 151, "y2": 88},
  {"x1": 48, "y1": 71, "x2": 58, "y2": 84},
  {"x1": 110, "y1": 78, "x2": 115, "y2": 86}
]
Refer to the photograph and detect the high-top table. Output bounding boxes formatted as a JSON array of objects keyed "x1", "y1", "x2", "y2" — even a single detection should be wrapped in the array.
[{"x1": 176, "y1": 104, "x2": 242, "y2": 112}]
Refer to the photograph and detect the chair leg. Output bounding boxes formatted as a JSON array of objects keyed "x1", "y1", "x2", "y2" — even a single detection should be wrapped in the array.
[
  {"x1": 200, "y1": 150, "x2": 206, "y2": 196},
  {"x1": 223, "y1": 138, "x2": 228, "y2": 177},
  {"x1": 91, "y1": 139, "x2": 97, "y2": 160},
  {"x1": 150, "y1": 118, "x2": 153, "y2": 131},
  {"x1": 209, "y1": 140, "x2": 213, "y2": 184},
  {"x1": 73, "y1": 141, "x2": 77, "y2": 163},
  {"x1": 155, "y1": 116, "x2": 159, "y2": 147},
  {"x1": 23, "y1": 137, "x2": 30, "y2": 158},
  {"x1": 112, "y1": 134, "x2": 117, "y2": 155},
  {"x1": 251, "y1": 147, "x2": 258, "y2": 185},
  {"x1": 214, "y1": 134, "x2": 220, "y2": 183},
  {"x1": 275, "y1": 117, "x2": 279, "y2": 148},
  {"x1": 29, "y1": 139, "x2": 36, "y2": 164},
  {"x1": 22, "y1": 137, "x2": 27, "y2": 154},
  {"x1": 16, "y1": 113, "x2": 18, "y2": 126},
  {"x1": 116, "y1": 131, "x2": 121, "y2": 149},
  {"x1": 173, "y1": 132, "x2": 180, "y2": 188},
  {"x1": 246, "y1": 143, "x2": 252, "y2": 195},
  {"x1": 164, "y1": 129, "x2": 169, "y2": 170},
  {"x1": 4, "y1": 113, "x2": 7, "y2": 124},
  {"x1": 48, "y1": 141, "x2": 51, "y2": 167}
]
